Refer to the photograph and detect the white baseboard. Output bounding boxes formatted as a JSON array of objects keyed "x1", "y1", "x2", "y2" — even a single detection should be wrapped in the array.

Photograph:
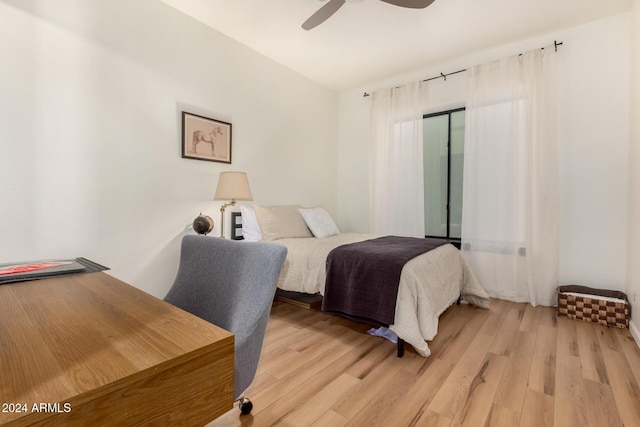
[{"x1": 630, "y1": 320, "x2": 640, "y2": 349}]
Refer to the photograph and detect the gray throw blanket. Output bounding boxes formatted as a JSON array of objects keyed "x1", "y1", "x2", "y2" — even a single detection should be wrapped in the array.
[{"x1": 321, "y1": 236, "x2": 447, "y2": 326}]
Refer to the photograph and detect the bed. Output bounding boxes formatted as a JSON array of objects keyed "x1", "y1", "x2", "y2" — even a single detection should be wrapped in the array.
[{"x1": 230, "y1": 206, "x2": 490, "y2": 357}]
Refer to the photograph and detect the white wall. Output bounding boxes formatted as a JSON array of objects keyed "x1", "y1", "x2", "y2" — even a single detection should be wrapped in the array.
[
  {"x1": 627, "y1": 0, "x2": 640, "y2": 342},
  {"x1": 337, "y1": 13, "x2": 631, "y2": 295},
  {"x1": 0, "y1": 0, "x2": 338, "y2": 298}
]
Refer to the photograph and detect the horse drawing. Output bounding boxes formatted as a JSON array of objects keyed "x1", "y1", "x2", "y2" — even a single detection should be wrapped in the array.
[{"x1": 192, "y1": 127, "x2": 223, "y2": 156}]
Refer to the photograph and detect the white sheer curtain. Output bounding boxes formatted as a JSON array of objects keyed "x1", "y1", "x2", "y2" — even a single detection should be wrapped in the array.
[
  {"x1": 461, "y1": 46, "x2": 558, "y2": 306},
  {"x1": 369, "y1": 81, "x2": 425, "y2": 237}
]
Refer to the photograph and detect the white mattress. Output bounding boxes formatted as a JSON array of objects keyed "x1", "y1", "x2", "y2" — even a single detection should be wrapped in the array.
[{"x1": 274, "y1": 233, "x2": 490, "y2": 357}]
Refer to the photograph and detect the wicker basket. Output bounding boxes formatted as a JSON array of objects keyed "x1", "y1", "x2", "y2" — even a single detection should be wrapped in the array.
[{"x1": 557, "y1": 285, "x2": 629, "y2": 329}]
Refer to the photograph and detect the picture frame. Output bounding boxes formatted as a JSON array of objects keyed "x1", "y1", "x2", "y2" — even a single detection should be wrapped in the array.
[{"x1": 181, "y1": 111, "x2": 232, "y2": 164}]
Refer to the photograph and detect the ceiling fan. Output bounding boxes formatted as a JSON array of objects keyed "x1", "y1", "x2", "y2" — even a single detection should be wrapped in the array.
[{"x1": 302, "y1": 0, "x2": 436, "y2": 30}]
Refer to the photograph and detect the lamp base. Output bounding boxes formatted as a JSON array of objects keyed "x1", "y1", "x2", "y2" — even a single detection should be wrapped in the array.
[{"x1": 219, "y1": 201, "x2": 236, "y2": 238}]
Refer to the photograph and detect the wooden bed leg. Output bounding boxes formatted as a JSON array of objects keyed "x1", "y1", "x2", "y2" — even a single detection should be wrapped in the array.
[{"x1": 397, "y1": 338, "x2": 405, "y2": 358}]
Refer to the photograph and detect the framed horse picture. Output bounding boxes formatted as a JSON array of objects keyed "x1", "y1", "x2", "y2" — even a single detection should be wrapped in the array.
[{"x1": 181, "y1": 111, "x2": 232, "y2": 164}]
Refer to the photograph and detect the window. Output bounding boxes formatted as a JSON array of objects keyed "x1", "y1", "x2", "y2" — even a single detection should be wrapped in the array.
[{"x1": 423, "y1": 108, "x2": 465, "y2": 244}]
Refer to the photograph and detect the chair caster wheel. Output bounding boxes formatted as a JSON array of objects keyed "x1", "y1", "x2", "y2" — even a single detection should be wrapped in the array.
[{"x1": 239, "y1": 397, "x2": 253, "y2": 415}]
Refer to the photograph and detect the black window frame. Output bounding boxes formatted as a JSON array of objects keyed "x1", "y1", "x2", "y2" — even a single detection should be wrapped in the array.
[{"x1": 423, "y1": 107, "x2": 465, "y2": 249}]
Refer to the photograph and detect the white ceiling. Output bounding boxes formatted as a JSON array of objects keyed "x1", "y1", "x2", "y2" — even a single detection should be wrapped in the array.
[{"x1": 159, "y1": 0, "x2": 632, "y2": 92}]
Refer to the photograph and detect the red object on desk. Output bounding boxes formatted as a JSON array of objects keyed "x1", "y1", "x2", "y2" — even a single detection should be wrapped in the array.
[{"x1": 0, "y1": 261, "x2": 69, "y2": 276}]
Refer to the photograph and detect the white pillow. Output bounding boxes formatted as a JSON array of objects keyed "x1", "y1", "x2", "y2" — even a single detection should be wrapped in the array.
[
  {"x1": 298, "y1": 207, "x2": 340, "y2": 238},
  {"x1": 239, "y1": 205, "x2": 262, "y2": 241}
]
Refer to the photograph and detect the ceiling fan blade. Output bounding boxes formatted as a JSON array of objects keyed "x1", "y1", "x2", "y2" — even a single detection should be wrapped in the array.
[
  {"x1": 302, "y1": 0, "x2": 346, "y2": 30},
  {"x1": 379, "y1": 0, "x2": 436, "y2": 8}
]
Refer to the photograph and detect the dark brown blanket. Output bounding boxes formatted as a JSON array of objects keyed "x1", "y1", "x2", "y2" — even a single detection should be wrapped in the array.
[{"x1": 321, "y1": 236, "x2": 447, "y2": 326}]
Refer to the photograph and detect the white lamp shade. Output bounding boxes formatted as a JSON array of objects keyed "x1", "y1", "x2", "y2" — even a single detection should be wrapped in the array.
[{"x1": 214, "y1": 171, "x2": 253, "y2": 201}]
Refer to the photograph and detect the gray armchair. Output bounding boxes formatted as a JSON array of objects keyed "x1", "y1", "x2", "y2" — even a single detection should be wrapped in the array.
[{"x1": 164, "y1": 235, "x2": 287, "y2": 415}]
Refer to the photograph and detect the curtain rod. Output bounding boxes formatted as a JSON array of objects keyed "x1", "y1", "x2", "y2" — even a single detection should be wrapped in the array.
[{"x1": 363, "y1": 40, "x2": 563, "y2": 97}]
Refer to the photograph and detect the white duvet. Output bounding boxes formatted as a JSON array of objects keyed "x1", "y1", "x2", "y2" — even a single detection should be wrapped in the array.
[{"x1": 274, "y1": 233, "x2": 490, "y2": 357}]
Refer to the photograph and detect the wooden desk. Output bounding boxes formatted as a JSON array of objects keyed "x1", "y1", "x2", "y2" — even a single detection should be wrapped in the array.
[{"x1": 0, "y1": 272, "x2": 234, "y2": 426}]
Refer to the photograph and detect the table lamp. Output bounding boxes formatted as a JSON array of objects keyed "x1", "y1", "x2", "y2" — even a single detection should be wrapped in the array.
[{"x1": 214, "y1": 171, "x2": 253, "y2": 238}]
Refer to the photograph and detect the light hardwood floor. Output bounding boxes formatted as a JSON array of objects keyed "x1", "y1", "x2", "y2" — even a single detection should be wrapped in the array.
[{"x1": 208, "y1": 299, "x2": 640, "y2": 427}]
